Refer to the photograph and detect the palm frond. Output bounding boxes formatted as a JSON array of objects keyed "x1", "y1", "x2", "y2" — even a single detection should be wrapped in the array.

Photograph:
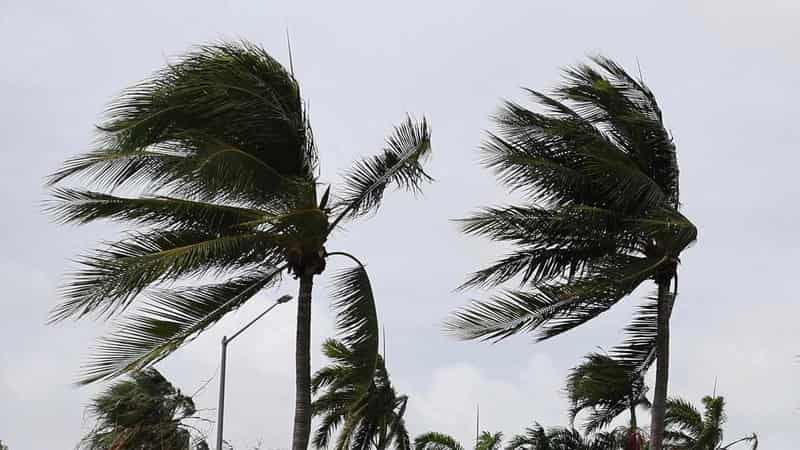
[
  {"x1": 664, "y1": 397, "x2": 704, "y2": 437},
  {"x1": 50, "y1": 229, "x2": 281, "y2": 322},
  {"x1": 47, "y1": 41, "x2": 316, "y2": 207},
  {"x1": 447, "y1": 255, "x2": 666, "y2": 342},
  {"x1": 47, "y1": 188, "x2": 265, "y2": 230},
  {"x1": 332, "y1": 117, "x2": 432, "y2": 226},
  {"x1": 609, "y1": 296, "x2": 661, "y2": 375},
  {"x1": 78, "y1": 266, "x2": 283, "y2": 384},
  {"x1": 329, "y1": 264, "x2": 379, "y2": 391}
]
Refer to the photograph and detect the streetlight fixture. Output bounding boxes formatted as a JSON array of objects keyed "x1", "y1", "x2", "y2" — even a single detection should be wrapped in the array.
[{"x1": 216, "y1": 294, "x2": 293, "y2": 450}]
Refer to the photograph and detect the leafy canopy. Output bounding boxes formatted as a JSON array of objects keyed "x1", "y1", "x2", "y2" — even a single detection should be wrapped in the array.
[
  {"x1": 445, "y1": 56, "x2": 696, "y2": 377},
  {"x1": 46, "y1": 41, "x2": 432, "y2": 386}
]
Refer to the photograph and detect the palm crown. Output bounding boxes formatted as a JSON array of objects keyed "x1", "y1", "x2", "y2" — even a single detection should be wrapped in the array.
[
  {"x1": 46, "y1": 41, "x2": 431, "y2": 450},
  {"x1": 566, "y1": 353, "x2": 650, "y2": 433},
  {"x1": 664, "y1": 395, "x2": 757, "y2": 450},
  {"x1": 444, "y1": 56, "x2": 696, "y2": 449}
]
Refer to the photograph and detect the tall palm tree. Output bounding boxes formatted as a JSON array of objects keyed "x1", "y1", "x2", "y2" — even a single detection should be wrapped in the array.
[
  {"x1": 414, "y1": 431, "x2": 503, "y2": 450},
  {"x1": 46, "y1": 41, "x2": 432, "y2": 450},
  {"x1": 566, "y1": 353, "x2": 650, "y2": 434},
  {"x1": 444, "y1": 56, "x2": 696, "y2": 450},
  {"x1": 311, "y1": 339, "x2": 410, "y2": 450},
  {"x1": 664, "y1": 395, "x2": 757, "y2": 450},
  {"x1": 506, "y1": 423, "x2": 621, "y2": 450},
  {"x1": 78, "y1": 368, "x2": 208, "y2": 449}
]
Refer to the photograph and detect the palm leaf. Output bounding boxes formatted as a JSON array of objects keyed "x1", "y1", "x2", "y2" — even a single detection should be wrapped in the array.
[
  {"x1": 78, "y1": 266, "x2": 284, "y2": 384},
  {"x1": 47, "y1": 188, "x2": 265, "y2": 230},
  {"x1": 331, "y1": 116, "x2": 432, "y2": 227},
  {"x1": 50, "y1": 229, "x2": 281, "y2": 322},
  {"x1": 47, "y1": 41, "x2": 316, "y2": 207},
  {"x1": 329, "y1": 265, "x2": 380, "y2": 391}
]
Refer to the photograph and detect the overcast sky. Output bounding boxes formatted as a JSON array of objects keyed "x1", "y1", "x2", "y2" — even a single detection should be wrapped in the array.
[{"x1": 2, "y1": 1, "x2": 799, "y2": 448}]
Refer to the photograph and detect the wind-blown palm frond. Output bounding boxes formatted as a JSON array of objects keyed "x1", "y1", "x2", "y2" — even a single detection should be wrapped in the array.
[
  {"x1": 329, "y1": 263, "x2": 380, "y2": 392},
  {"x1": 50, "y1": 229, "x2": 282, "y2": 323},
  {"x1": 414, "y1": 433, "x2": 465, "y2": 450},
  {"x1": 78, "y1": 266, "x2": 283, "y2": 384},
  {"x1": 446, "y1": 254, "x2": 666, "y2": 342},
  {"x1": 312, "y1": 339, "x2": 409, "y2": 450},
  {"x1": 47, "y1": 188, "x2": 265, "y2": 230},
  {"x1": 332, "y1": 117, "x2": 432, "y2": 227},
  {"x1": 78, "y1": 368, "x2": 207, "y2": 449},
  {"x1": 48, "y1": 42, "x2": 315, "y2": 203}
]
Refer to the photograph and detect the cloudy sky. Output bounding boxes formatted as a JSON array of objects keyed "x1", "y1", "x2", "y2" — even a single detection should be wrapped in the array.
[{"x1": 1, "y1": 1, "x2": 798, "y2": 448}]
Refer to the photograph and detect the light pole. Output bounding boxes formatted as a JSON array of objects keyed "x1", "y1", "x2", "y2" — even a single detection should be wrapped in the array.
[{"x1": 216, "y1": 294, "x2": 293, "y2": 450}]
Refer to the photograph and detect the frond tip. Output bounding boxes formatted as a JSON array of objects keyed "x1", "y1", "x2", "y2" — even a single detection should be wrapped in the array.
[{"x1": 332, "y1": 116, "x2": 432, "y2": 226}]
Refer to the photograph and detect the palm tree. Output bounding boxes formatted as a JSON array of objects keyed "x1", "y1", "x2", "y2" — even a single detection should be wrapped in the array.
[
  {"x1": 311, "y1": 339, "x2": 410, "y2": 450},
  {"x1": 506, "y1": 423, "x2": 622, "y2": 450},
  {"x1": 444, "y1": 56, "x2": 696, "y2": 450},
  {"x1": 414, "y1": 431, "x2": 503, "y2": 450},
  {"x1": 78, "y1": 368, "x2": 208, "y2": 449},
  {"x1": 565, "y1": 353, "x2": 649, "y2": 440},
  {"x1": 664, "y1": 395, "x2": 757, "y2": 450},
  {"x1": 46, "y1": 41, "x2": 432, "y2": 450}
]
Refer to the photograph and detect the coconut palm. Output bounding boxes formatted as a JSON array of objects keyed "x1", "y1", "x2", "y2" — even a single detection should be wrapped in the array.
[
  {"x1": 311, "y1": 339, "x2": 410, "y2": 450},
  {"x1": 414, "y1": 431, "x2": 502, "y2": 450},
  {"x1": 46, "y1": 41, "x2": 431, "y2": 450},
  {"x1": 566, "y1": 353, "x2": 650, "y2": 434},
  {"x1": 664, "y1": 395, "x2": 757, "y2": 450},
  {"x1": 78, "y1": 368, "x2": 208, "y2": 449},
  {"x1": 444, "y1": 56, "x2": 696, "y2": 450},
  {"x1": 506, "y1": 423, "x2": 622, "y2": 450}
]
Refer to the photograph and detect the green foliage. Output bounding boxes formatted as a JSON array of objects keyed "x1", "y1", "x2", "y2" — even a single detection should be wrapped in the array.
[
  {"x1": 46, "y1": 40, "x2": 432, "y2": 389},
  {"x1": 566, "y1": 353, "x2": 650, "y2": 432},
  {"x1": 505, "y1": 423, "x2": 626, "y2": 450},
  {"x1": 311, "y1": 339, "x2": 410, "y2": 450},
  {"x1": 414, "y1": 433, "x2": 465, "y2": 450},
  {"x1": 446, "y1": 55, "x2": 696, "y2": 379},
  {"x1": 77, "y1": 368, "x2": 207, "y2": 449},
  {"x1": 664, "y1": 395, "x2": 757, "y2": 450}
]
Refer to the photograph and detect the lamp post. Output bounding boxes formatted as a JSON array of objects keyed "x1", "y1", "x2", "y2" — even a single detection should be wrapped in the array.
[{"x1": 216, "y1": 294, "x2": 293, "y2": 450}]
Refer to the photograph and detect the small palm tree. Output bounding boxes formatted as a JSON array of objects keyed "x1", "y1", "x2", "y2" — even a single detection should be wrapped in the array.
[
  {"x1": 664, "y1": 395, "x2": 757, "y2": 450},
  {"x1": 311, "y1": 339, "x2": 410, "y2": 450},
  {"x1": 566, "y1": 353, "x2": 650, "y2": 433},
  {"x1": 78, "y1": 368, "x2": 208, "y2": 449},
  {"x1": 445, "y1": 56, "x2": 696, "y2": 450},
  {"x1": 414, "y1": 431, "x2": 502, "y2": 450},
  {"x1": 506, "y1": 423, "x2": 622, "y2": 450},
  {"x1": 46, "y1": 41, "x2": 431, "y2": 450}
]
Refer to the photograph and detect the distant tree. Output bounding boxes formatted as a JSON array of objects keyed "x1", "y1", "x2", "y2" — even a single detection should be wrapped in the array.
[
  {"x1": 311, "y1": 339, "x2": 410, "y2": 450},
  {"x1": 664, "y1": 395, "x2": 757, "y2": 449},
  {"x1": 445, "y1": 56, "x2": 697, "y2": 450},
  {"x1": 78, "y1": 368, "x2": 207, "y2": 449},
  {"x1": 506, "y1": 423, "x2": 622, "y2": 450},
  {"x1": 566, "y1": 353, "x2": 649, "y2": 449},
  {"x1": 0, "y1": 440, "x2": 9, "y2": 450},
  {"x1": 414, "y1": 431, "x2": 502, "y2": 450}
]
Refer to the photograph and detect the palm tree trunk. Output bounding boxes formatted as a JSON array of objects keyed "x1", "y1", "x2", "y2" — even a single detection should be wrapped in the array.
[
  {"x1": 292, "y1": 273, "x2": 314, "y2": 450},
  {"x1": 629, "y1": 402, "x2": 637, "y2": 429},
  {"x1": 649, "y1": 279, "x2": 674, "y2": 450}
]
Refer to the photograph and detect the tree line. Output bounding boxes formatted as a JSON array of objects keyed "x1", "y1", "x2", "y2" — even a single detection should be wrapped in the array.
[{"x1": 38, "y1": 39, "x2": 750, "y2": 449}]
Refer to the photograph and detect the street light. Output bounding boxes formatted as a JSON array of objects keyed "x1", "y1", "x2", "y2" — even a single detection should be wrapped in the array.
[{"x1": 216, "y1": 294, "x2": 293, "y2": 450}]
